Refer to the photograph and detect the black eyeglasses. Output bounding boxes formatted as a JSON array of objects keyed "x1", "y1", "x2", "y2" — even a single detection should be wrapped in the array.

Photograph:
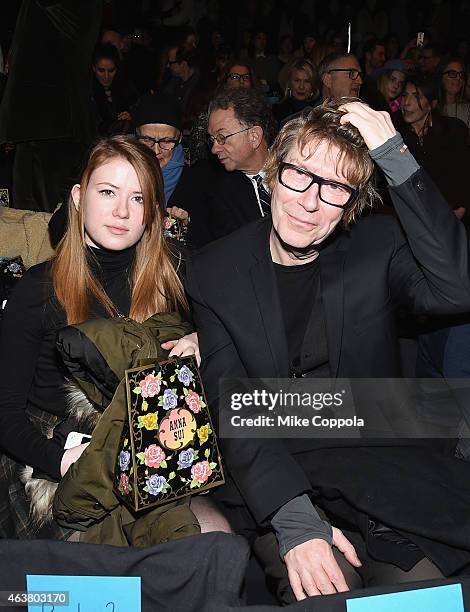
[
  {"x1": 227, "y1": 72, "x2": 251, "y2": 82},
  {"x1": 443, "y1": 70, "x2": 466, "y2": 79},
  {"x1": 207, "y1": 126, "x2": 251, "y2": 146},
  {"x1": 278, "y1": 162, "x2": 358, "y2": 208},
  {"x1": 137, "y1": 135, "x2": 180, "y2": 150},
  {"x1": 327, "y1": 68, "x2": 364, "y2": 81}
]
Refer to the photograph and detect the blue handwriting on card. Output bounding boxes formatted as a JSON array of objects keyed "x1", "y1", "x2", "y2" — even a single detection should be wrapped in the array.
[
  {"x1": 346, "y1": 583, "x2": 464, "y2": 612},
  {"x1": 27, "y1": 575, "x2": 141, "y2": 612}
]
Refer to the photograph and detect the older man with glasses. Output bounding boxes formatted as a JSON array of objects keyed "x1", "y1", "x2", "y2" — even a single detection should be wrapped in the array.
[
  {"x1": 318, "y1": 53, "x2": 364, "y2": 101},
  {"x1": 187, "y1": 88, "x2": 277, "y2": 248},
  {"x1": 186, "y1": 99, "x2": 470, "y2": 603}
]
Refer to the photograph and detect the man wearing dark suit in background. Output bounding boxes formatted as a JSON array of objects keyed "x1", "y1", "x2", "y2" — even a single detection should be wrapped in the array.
[
  {"x1": 187, "y1": 88, "x2": 277, "y2": 249},
  {"x1": 187, "y1": 100, "x2": 470, "y2": 603}
]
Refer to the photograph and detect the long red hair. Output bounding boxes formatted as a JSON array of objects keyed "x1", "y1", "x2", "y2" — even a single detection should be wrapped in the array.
[{"x1": 52, "y1": 136, "x2": 188, "y2": 324}]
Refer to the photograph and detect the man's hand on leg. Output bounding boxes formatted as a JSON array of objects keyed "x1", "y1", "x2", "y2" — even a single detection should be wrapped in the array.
[{"x1": 284, "y1": 527, "x2": 362, "y2": 600}]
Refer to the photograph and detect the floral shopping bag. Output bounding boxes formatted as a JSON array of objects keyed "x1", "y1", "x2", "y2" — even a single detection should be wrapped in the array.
[{"x1": 114, "y1": 356, "x2": 224, "y2": 511}]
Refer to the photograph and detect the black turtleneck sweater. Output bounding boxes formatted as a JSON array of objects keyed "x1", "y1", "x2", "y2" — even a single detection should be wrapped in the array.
[{"x1": 0, "y1": 246, "x2": 135, "y2": 480}]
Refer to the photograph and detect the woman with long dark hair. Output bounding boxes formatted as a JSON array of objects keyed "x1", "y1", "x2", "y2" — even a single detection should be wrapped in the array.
[
  {"x1": 439, "y1": 58, "x2": 470, "y2": 130},
  {"x1": 91, "y1": 44, "x2": 138, "y2": 135}
]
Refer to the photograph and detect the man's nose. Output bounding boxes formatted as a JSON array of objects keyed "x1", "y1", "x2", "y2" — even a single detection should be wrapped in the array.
[
  {"x1": 211, "y1": 140, "x2": 222, "y2": 154},
  {"x1": 298, "y1": 183, "x2": 320, "y2": 212}
]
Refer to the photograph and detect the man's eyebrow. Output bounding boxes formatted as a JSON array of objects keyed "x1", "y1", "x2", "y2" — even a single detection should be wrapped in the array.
[{"x1": 288, "y1": 159, "x2": 309, "y2": 171}]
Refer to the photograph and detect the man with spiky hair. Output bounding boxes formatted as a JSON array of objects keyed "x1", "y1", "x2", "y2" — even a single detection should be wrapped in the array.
[{"x1": 187, "y1": 100, "x2": 470, "y2": 602}]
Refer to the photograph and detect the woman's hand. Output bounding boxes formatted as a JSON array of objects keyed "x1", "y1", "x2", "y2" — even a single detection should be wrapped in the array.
[
  {"x1": 339, "y1": 101, "x2": 397, "y2": 150},
  {"x1": 166, "y1": 206, "x2": 190, "y2": 226},
  {"x1": 60, "y1": 442, "x2": 90, "y2": 477},
  {"x1": 161, "y1": 332, "x2": 200, "y2": 365}
]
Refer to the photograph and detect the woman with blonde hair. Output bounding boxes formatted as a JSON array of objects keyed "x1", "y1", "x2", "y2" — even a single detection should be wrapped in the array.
[
  {"x1": 375, "y1": 60, "x2": 407, "y2": 113},
  {"x1": 273, "y1": 58, "x2": 320, "y2": 122},
  {"x1": 0, "y1": 136, "x2": 198, "y2": 539}
]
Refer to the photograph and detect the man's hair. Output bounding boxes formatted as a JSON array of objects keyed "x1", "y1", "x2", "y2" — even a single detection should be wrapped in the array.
[
  {"x1": 363, "y1": 38, "x2": 385, "y2": 57},
  {"x1": 208, "y1": 88, "x2": 277, "y2": 146},
  {"x1": 174, "y1": 47, "x2": 198, "y2": 68},
  {"x1": 422, "y1": 43, "x2": 446, "y2": 59},
  {"x1": 264, "y1": 98, "x2": 381, "y2": 226},
  {"x1": 318, "y1": 53, "x2": 358, "y2": 81},
  {"x1": 406, "y1": 71, "x2": 439, "y2": 104}
]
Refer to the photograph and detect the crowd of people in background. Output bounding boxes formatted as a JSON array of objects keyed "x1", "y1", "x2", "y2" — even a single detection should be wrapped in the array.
[{"x1": 1, "y1": 0, "x2": 470, "y2": 220}]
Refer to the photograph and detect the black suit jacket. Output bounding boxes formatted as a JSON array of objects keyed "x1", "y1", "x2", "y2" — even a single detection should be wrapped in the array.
[
  {"x1": 186, "y1": 168, "x2": 470, "y2": 571},
  {"x1": 187, "y1": 168, "x2": 262, "y2": 249}
]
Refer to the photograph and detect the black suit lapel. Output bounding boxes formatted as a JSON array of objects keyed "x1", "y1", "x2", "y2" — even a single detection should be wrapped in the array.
[
  {"x1": 245, "y1": 220, "x2": 290, "y2": 378},
  {"x1": 250, "y1": 258, "x2": 290, "y2": 378},
  {"x1": 320, "y1": 247, "x2": 347, "y2": 378}
]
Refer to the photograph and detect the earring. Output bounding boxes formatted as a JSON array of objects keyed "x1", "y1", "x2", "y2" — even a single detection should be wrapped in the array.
[{"x1": 287, "y1": 88, "x2": 292, "y2": 97}]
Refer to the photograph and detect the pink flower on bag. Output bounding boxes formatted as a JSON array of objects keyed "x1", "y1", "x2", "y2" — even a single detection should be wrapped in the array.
[
  {"x1": 139, "y1": 373, "x2": 161, "y2": 398},
  {"x1": 144, "y1": 444, "x2": 166, "y2": 468},
  {"x1": 191, "y1": 460, "x2": 212, "y2": 484},
  {"x1": 163, "y1": 217, "x2": 173, "y2": 230},
  {"x1": 119, "y1": 472, "x2": 129, "y2": 494},
  {"x1": 185, "y1": 389, "x2": 202, "y2": 413}
]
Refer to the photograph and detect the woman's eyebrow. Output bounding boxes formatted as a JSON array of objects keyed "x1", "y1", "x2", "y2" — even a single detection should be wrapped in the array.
[{"x1": 96, "y1": 182, "x2": 119, "y2": 189}]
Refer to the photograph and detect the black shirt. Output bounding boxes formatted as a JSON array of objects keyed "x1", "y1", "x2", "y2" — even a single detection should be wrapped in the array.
[
  {"x1": 274, "y1": 257, "x2": 329, "y2": 377},
  {"x1": 0, "y1": 246, "x2": 135, "y2": 479}
]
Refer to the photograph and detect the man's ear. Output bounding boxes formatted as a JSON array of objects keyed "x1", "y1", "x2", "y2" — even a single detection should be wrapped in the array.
[
  {"x1": 71, "y1": 184, "x2": 81, "y2": 211},
  {"x1": 322, "y1": 72, "x2": 331, "y2": 93},
  {"x1": 431, "y1": 99, "x2": 438, "y2": 109},
  {"x1": 249, "y1": 126, "x2": 264, "y2": 149}
]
